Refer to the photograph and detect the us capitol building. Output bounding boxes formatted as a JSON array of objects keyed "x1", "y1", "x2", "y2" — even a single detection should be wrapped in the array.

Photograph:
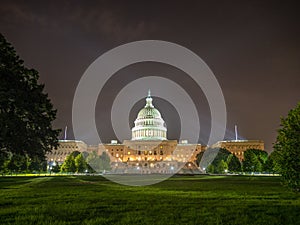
[{"x1": 47, "y1": 91, "x2": 264, "y2": 173}]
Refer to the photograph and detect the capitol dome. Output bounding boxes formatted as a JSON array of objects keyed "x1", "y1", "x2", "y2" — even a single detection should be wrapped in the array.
[{"x1": 131, "y1": 90, "x2": 167, "y2": 140}]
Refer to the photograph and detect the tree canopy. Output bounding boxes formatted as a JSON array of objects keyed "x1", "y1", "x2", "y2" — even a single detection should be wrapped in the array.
[
  {"x1": 199, "y1": 148, "x2": 242, "y2": 174},
  {"x1": 273, "y1": 102, "x2": 300, "y2": 191},
  {"x1": 60, "y1": 151, "x2": 81, "y2": 173},
  {"x1": 0, "y1": 33, "x2": 60, "y2": 165},
  {"x1": 227, "y1": 154, "x2": 242, "y2": 172},
  {"x1": 86, "y1": 151, "x2": 111, "y2": 172},
  {"x1": 242, "y1": 149, "x2": 268, "y2": 173}
]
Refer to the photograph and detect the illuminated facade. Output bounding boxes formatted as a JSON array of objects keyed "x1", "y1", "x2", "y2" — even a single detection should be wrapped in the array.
[
  {"x1": 101, "y1": 91, "x2": 204, "y2": 173},
  {"x1": 211, "y1": 140, "x2": 265, "y2": 161},
  {"x1": 47, "y1": 91, "x2": 204, "y2": 173},
  {"x1": 46, "y1": 140, "x2": 87, "y2": 163},
  {"x1": 47, "y1": 91, "x2": 264, "y2": 173}
]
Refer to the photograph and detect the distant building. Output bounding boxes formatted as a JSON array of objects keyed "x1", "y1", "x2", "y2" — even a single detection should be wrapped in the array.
[
  {"x1": 47, "y1": 91, "x2": 205, "y2": 173},
  {"x1": 210, "y1": 140, "x2": 264, "y2": 161},
  {"x1": 47, "y1": 91, "x2": 263, "y2": 172},
  {"x1": 47, "y1": 140, "x2": 87, "y2": 163}
]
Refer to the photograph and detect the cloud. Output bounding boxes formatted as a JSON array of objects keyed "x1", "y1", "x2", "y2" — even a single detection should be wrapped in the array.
[
  {"x1": 0, "y1": 1, "x2": 156, "y2": 41},
  {"x1": 0, "y1": 2, "x2": 48, "y2": 27},
  {"x1": 65, "y1": 4, "x2": 156, "y2": 41}
]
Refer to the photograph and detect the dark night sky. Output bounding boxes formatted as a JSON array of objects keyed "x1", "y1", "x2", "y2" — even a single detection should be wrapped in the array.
[{"x1": 1, "y1": 0, "x2": 299, "y2": 152}]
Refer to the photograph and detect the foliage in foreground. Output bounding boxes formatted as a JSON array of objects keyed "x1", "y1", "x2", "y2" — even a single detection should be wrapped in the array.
[
  {"x1": 273, "y1": 102, "x2": 300, "y2": 192},
  {"x1": 0, "y1": 33, "x2": 60, "y2": 171}
]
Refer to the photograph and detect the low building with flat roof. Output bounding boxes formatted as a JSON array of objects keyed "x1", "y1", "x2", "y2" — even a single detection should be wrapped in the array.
[{"x1": 211, "y1": 140, "x2": 264, "y2": 161}]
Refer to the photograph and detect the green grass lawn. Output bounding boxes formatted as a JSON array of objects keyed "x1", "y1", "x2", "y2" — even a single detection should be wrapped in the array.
[{"x1": 0, "y1": 175, "x2": 299, "y2": 225}]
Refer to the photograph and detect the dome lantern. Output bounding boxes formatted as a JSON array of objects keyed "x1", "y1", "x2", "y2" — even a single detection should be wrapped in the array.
[{"x1": 145, "y1": 89, "x2": 154, "y2": 108}]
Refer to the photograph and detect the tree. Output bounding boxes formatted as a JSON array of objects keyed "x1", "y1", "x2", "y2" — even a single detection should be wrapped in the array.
[
  {"x1": 204, "y1": 148, "x2": 231, "y2": 174},
  {"x1": 273, "y1": 102, "x2": 300, "y2": 191},
  {"x1": 243, "y1": 149, "x2": 268, "y2": 173},
  {"x1": 264, "y1": 152, "x2": 276, "y2": 174},
  {"x1": 51, "y1": 161, "x2": 60, "y2": 173},
  {"x1": 28, "y1": 156, "x2": 47, "y2": 173},
  {"x1": 100, "y1": 152, "x2": 111, "y2": 171},
  {"x1": 61, "y1": 154, "x2": 76, "y2": 173},
  {"x1": 206, "y1": 164, "x2": 215, "y2": 173},
  {"x1": 0, "y1": 33, "x2": 60, "y2": 166},
  {"x1": 0, "y1": 151, "x2": 9, "y2": 172},
  {"x1": 5, "y1": 153, "x2": 29, "y2": 174},
  {"x1": 74, "y1": 153, "x2": 87, "y2": 173},
  {"x1": 227, "y1": 154, "x2": 242, "y2": 173},
  {"x1": 86, "y1": 151, "x2": 111, "y2": 172},
  {"x1": 217, "y1": 160, "x2": 228, "y2": 174},
  {"x1": 197, "y1": 147, "x2": 219, "y2": 171}
]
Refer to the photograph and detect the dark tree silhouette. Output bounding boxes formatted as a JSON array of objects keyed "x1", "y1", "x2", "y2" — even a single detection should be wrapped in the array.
[
  {"x1": 0, "y1": 33, "x2": 60, "y2": 165},
  {"x1": 227, "y1": 154, "x2": 242, "y2": 172}
]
